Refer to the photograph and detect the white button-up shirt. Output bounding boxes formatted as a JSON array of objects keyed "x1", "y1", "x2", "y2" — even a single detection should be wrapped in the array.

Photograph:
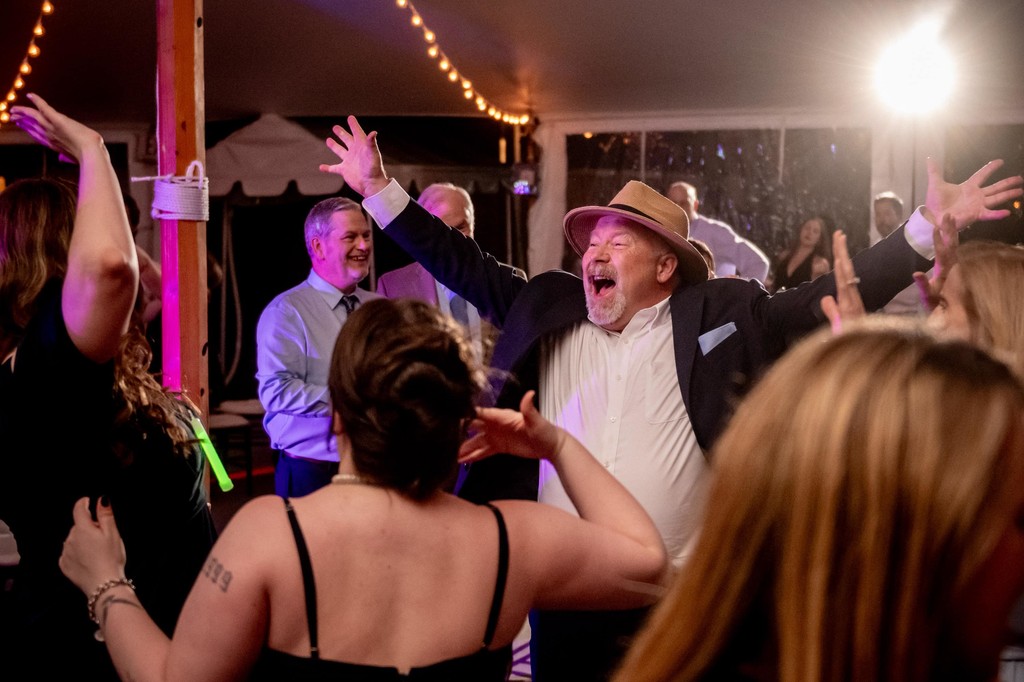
[{"x1": 538, "y1": 297, "x2": 708, "y2": 565}]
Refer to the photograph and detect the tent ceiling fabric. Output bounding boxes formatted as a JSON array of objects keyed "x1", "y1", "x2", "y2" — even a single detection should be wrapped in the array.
[
  {"x1": 206, "y1": 113, "x2": 345, "y2": 196},
  {"x1": 0, "y1": 0, "x2": 1021, "y2": 125}
]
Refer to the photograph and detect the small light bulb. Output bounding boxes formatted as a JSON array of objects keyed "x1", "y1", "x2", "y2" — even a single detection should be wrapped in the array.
[
  {"x1": 502, "y1": 114, "x2": 510, "y2": 123},
  {"x1": 463, "y1": 90, "x2": 473, "y2": 99},
  {"x1": 423, "y1": 29, "x2": 435, "y2": 43},
  {"x1": 411, "y1": 14, "x2": 422, "y2": 27},
  {"x1": 448, "y1": 70, "x2": 458, "y2": 82},
  {"x1": 13, "y1": 78, "x2": 24, "y2": 90},
  {"x1": 477, "y1": 101, "x2": 487, "y2": 111},
  {"x1": 0, "y1": 102, "x2": 7, "y2": 112},
  {"x1": 583, "y1": 132, "x2": 594, "y2": 139},
  {"x1": 520, "y1": 114, "x2": 531, "y2": 125},
  {"x1": 28, "y1": 43, "x2": 40, "y2": 57},
  {"x1": 396, "y1": 0, "x2": 407, "y2": 7},
  {"x1": 20, "y1": 62, "x2": 31, "y2": 75},
  {"x1": 42, "y1": 1, "x2": 55, "y2": 14},
  {"x1": 427, "y1": 45, "x2": 439, "y2": 58},
  {"x1": 461, "y1": 79, "x2": 471, "y2": 90},
  {"x1": 439, "y1": 58, "x2": 449, "y2": 71},
  {"x1": 0, "y1": 112, "x2": 9, "y2": 123},
  {"x1": 6, "y1": 92, "x2": 16, "y2": 102},
  {"x1": 33, "y1": 22, "x2": 44, "y2": 36}
]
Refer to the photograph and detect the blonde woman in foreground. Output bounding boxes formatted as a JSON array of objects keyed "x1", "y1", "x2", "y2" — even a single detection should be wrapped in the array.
[{"x1": 615, "y1": 323, "x2": 1024, "y2": 682}]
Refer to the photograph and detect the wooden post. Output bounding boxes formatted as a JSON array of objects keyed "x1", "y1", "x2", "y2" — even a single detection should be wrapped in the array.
[{"x1": 156, "y1": 0, "x2": 208, "y2": 420}]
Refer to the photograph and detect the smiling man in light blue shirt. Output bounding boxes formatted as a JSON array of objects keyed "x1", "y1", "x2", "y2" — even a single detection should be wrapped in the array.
[{"x1": 256, "y1": 197, "x2": 378, "y2": 497}]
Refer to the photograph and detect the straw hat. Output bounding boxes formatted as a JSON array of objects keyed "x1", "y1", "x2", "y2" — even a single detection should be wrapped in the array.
[{"x1": 563, "y1": 180, "x2": 708, "y2": 284}]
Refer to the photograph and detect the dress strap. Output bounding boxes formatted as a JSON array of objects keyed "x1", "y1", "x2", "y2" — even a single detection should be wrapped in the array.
[
  {"x1": 283, "y1": 497, "x2": 320, "y2": 659},
  {"x1": 481, "y1": 503, "x2": 510, "y2": 648}
]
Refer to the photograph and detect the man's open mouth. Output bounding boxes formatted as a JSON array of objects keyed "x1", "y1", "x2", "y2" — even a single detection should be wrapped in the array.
[{"x1": 590, "y1": 275, "x2": 616, "y2": 295}]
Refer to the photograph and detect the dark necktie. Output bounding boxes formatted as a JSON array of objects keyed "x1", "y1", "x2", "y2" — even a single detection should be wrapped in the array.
[
  {"x1": 450, "y1": 294, "x2": 470, "y2": 327},
  {"x1": 340, "y1": 294, "x2": 360, "y2": 314}
]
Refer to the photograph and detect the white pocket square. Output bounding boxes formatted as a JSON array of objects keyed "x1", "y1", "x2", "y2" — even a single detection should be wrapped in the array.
[{"x1": 699, "y1": 322, "x2": 737, "y2": 355}]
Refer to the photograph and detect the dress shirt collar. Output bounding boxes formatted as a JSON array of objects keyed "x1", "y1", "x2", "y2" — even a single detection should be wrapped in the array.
[
  {"x1": 306, "y1": 269, "x2": 356, "y2": 310},
  {"x1": 592, "y1": 294, "x2": 672, "y2": 339}
]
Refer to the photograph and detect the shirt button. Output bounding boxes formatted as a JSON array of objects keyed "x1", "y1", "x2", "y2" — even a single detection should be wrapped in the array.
[{"x1": 609, "y1": 416, "x2": 617, "y2": 423}]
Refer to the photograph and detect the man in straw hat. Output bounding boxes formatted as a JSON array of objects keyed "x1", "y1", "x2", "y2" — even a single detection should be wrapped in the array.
[{"x1": 320, "y1": 116, "x2": 1022, "y2": 681}]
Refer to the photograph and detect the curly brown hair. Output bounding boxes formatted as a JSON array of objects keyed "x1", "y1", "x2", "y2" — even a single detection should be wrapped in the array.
[{"x1": 110, "y1": 312, "x2": 198, "y2": 465}]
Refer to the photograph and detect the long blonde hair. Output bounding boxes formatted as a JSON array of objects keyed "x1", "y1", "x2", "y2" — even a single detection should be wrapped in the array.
[
  {"x1": 615, "y1": 322, "x2": 1024, "y2": 682},
  {"x1": 956, "y1": 240, "x2": 1024, "y2": 379}
]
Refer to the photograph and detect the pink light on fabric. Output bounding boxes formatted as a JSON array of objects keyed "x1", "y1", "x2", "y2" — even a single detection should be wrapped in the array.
[{"x1": 160, "y1": 233, "x2": 182, "y2": 393}]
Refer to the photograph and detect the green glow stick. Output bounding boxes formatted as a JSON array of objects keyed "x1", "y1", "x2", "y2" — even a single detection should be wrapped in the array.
[{"x1": 190, "y1": 416, "x2": 234, "y2": 493}]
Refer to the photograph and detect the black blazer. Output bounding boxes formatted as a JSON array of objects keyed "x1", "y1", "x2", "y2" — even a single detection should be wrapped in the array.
[{"x1": 383, "y1": 199, "x2": 932, "y2": 501}]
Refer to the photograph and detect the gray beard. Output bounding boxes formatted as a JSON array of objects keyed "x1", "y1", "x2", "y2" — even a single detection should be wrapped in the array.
[{"x1": 586, "y1": 288, "x2": 627, "y2": 328}]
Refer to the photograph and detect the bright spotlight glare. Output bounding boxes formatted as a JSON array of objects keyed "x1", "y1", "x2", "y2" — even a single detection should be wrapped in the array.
[{"x1": 875, "y1": 21, "x2": 955, "y2": 115}]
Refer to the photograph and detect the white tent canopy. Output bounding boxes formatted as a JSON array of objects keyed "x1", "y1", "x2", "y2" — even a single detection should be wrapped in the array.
[{"x1": 206, "y1": 113, "x2": 345, "y2": 197}]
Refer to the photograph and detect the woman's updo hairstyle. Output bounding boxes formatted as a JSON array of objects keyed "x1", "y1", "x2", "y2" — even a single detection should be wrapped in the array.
[{"x1": 328, "y1": 297, "x2": 486, "y2": 499}]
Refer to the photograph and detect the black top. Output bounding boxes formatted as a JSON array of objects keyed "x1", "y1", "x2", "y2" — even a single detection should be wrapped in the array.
[
  {"x1": 770, "y1": 251, "x2": 815, "y2": 292},
  {"x1": 250, "y1": 499, "x2": 512, "y2": 681},
  {"x1": 0, "y1": 280, "x2": 216, "y2": 678}
]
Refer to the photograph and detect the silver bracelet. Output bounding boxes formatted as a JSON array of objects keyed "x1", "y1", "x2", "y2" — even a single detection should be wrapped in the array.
[{"x1": 87, "y1": 577, "x2": 135, "y2": 625}]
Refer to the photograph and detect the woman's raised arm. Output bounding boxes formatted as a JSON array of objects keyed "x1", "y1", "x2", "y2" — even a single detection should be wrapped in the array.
[
  {"x1": 12, "y1": 94, "x2": 137, "y2": 362},
  {"x1": 460, "y1": 392, "x2": 668, "y2": 608}
]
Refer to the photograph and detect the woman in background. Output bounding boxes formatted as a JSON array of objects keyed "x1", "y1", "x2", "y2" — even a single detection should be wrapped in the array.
[
  {"x1": 767, "y1": 215, "x2": 831, "y2": 292},
  {"x1": 614, "y1": 323, "x2": 1024, "y2": 682},
  {"x1": 0, "y1": 96, "x2": 215, "y2": 678}
]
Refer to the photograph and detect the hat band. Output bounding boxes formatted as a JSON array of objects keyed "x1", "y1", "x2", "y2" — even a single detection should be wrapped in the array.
[{"x1": 608, "y1": 203, "x2": 662, "y2": 226}]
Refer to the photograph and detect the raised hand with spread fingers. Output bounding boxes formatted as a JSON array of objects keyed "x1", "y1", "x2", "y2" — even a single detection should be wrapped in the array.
[
  {"x1": 318, "y1": 115, "x2": 391, "y2": 198},
  {"x1": 923, "y1": 157, "x2": 1022, "y2": 231}
]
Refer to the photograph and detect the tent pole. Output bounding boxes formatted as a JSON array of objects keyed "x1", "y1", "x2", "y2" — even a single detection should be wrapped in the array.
[{"x1": 156, "y1": 0, "x2": 209, "y2": 421}]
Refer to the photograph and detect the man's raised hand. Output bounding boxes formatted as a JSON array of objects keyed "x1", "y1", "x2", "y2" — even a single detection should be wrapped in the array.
[
  {"x1": 319, "y1": 115, "x2": 391, "y2": 198},
  {"x1": 924, "y1": 157, "x2": 1023, "y2": 230}
]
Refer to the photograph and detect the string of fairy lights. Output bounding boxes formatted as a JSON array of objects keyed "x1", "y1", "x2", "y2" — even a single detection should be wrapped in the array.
[
  {"x1": 0, "y1": 1, "x2": 54, "y2": 127},
  {"x1": 3, "y1": 3, "x2": 527, "y2": 128},
  {"x1": 394, "y1": 0, "x2": 531, "y2": 127}
]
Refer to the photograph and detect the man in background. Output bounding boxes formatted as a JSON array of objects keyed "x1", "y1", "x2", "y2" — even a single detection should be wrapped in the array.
[
  {"x1": 376, "y1": 182, "x2": 525, "y2": 364},
  {"x1": 667, "y1": 181, "x2": 769, "y2": 282},
  {"x1": 874, "y1": 191, "x2": 904, "y2": 239},
  {"x1": 873, "y1": 191, "x2": 925, "y2": 316},
  {"x1": 256, "y1": 197, "x2": 378, "y2": 497}
]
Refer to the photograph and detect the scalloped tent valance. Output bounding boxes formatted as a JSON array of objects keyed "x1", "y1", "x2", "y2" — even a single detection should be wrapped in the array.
[
  {"x1": 206, "y1": 113, "x2": 506, "y2": 198},
  {"x1": 206, "y1": 112, "x2": 345, "y2": 197}
]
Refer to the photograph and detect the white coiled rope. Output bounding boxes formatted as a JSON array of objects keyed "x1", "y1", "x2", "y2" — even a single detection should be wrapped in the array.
[{"x1": 131, "y1": 160, "x2": 210, "y2": 221}]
